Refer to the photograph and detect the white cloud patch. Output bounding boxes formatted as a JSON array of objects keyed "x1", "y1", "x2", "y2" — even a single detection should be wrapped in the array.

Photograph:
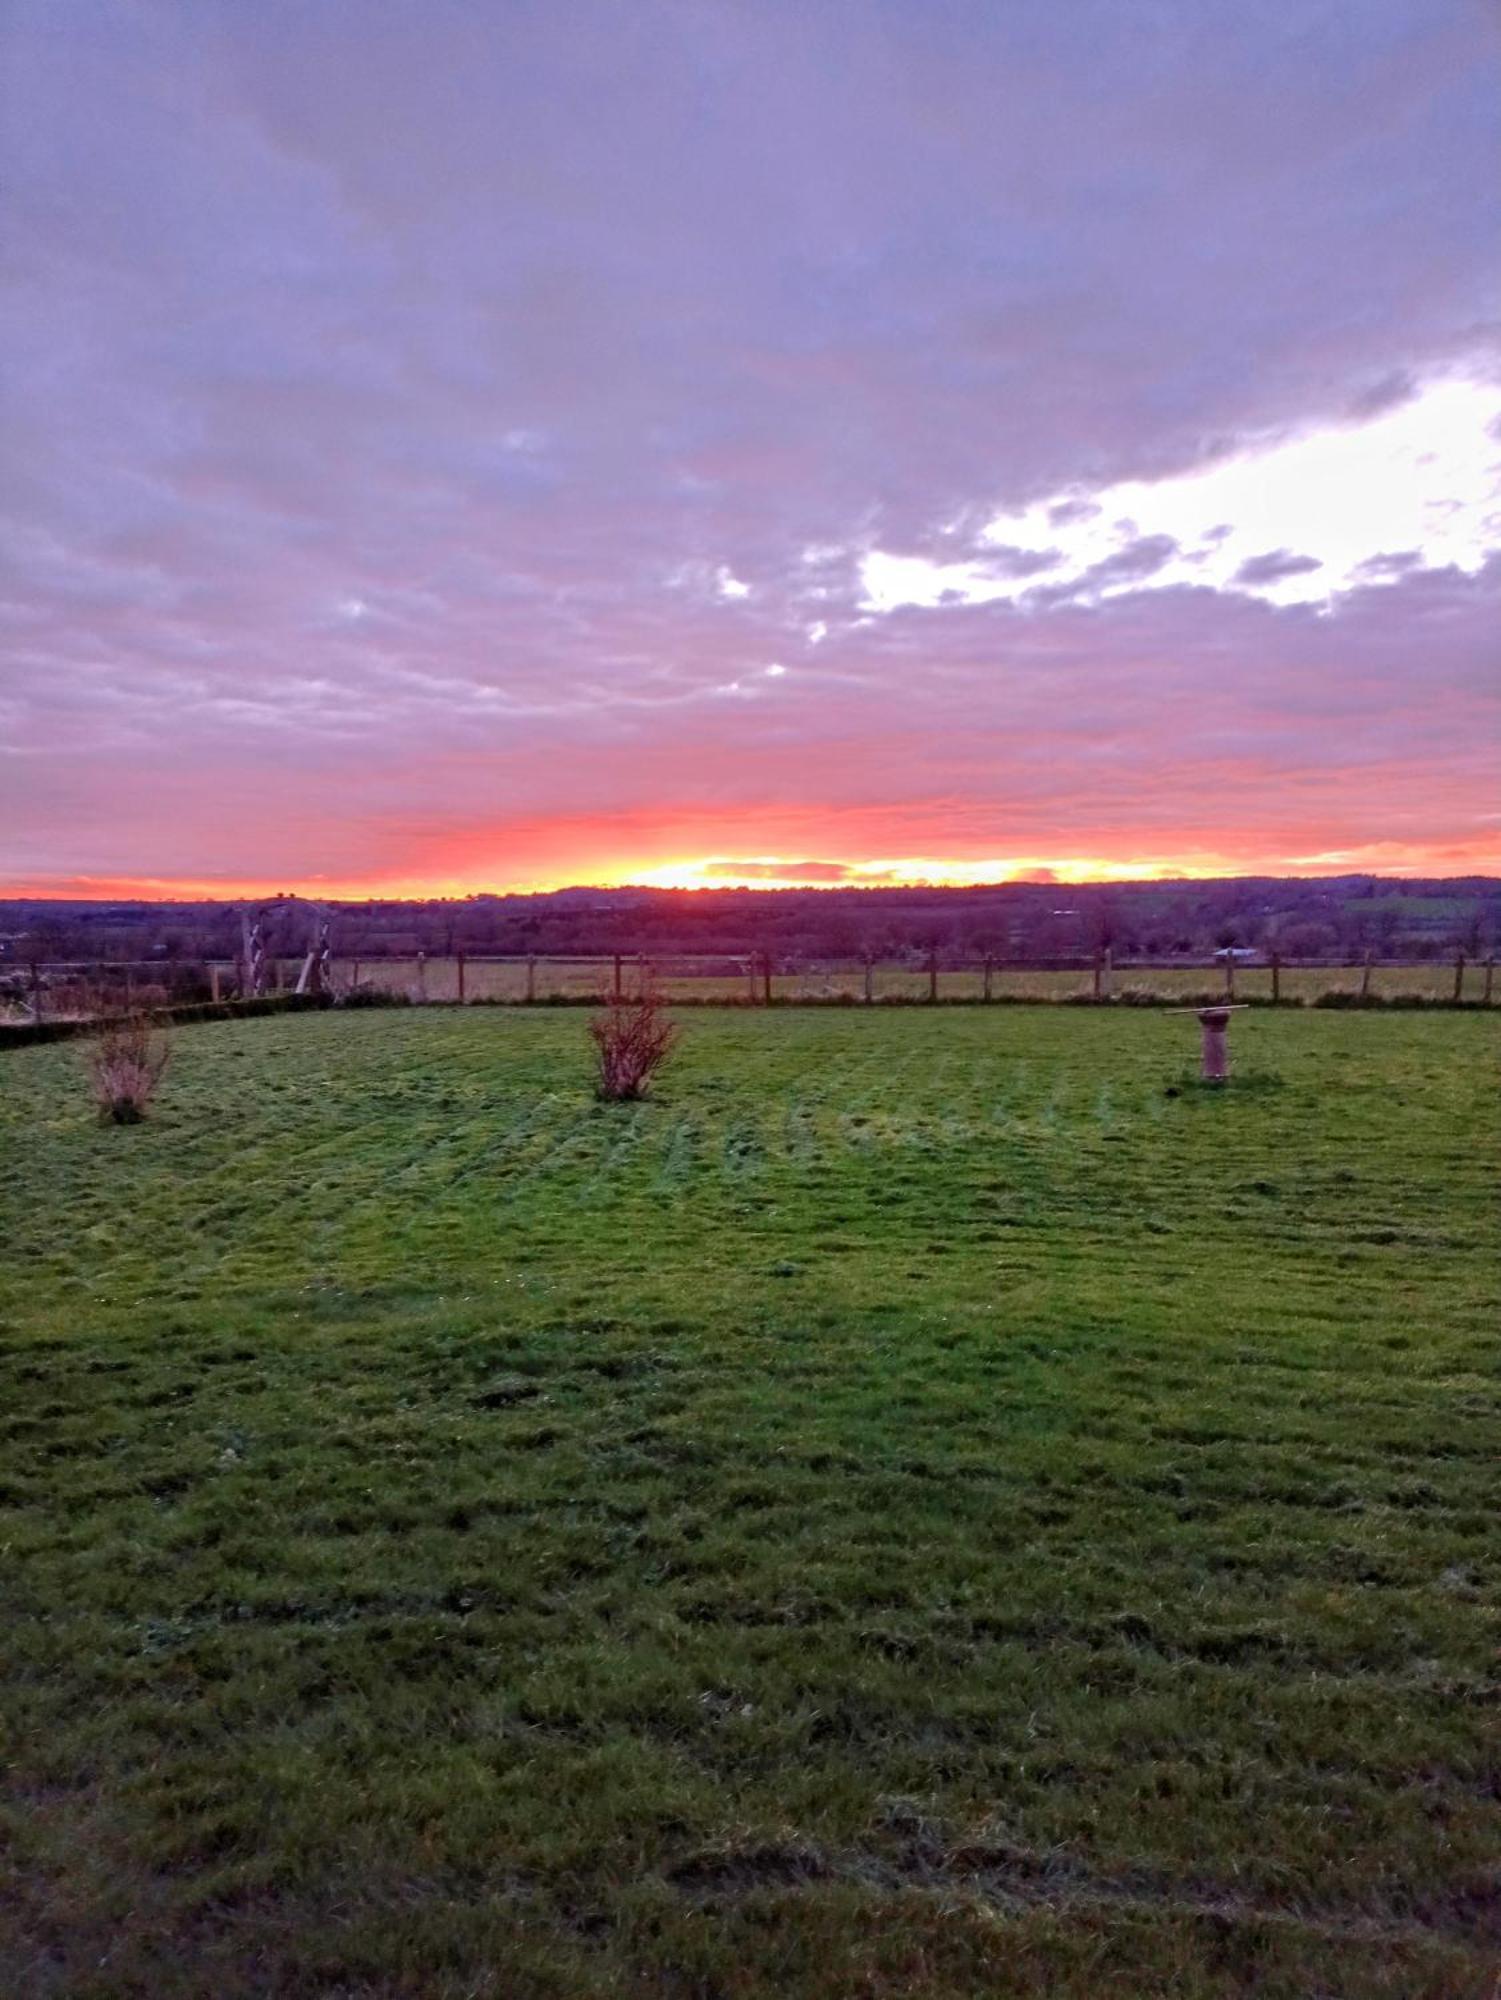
[{"x1": 862, "y1": 376, "x2": 1501, "y2": 614}]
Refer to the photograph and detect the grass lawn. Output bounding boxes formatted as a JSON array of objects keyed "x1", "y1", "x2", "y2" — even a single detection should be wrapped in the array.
[{"x1": 2, "y1": 1007, "x2": 1497, "y2": 1997}]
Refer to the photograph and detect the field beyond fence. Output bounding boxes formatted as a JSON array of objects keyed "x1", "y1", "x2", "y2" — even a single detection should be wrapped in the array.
[
  {"x1": 320, "y1": 951, "x2": 1495, "y2": 1007},
  {"x1": 4, "y1": 947, "x2": 1496, "y2": 1031}
]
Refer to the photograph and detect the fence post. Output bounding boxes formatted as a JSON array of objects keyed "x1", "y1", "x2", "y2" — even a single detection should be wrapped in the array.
[
  {"x1": 613, "y1": 953, "x2": 623, "y2": 1001},
  {"x1": 210, "y1": 965, "x2": 221, "y2": 1003},
  {"x1": 456, "y1": 951, "x2": 466, "y2": 1004},
  {"x1": 125, "y1": 966, "x2": 135, "y2": 1009},
  {"x1": 1092, "y1": 949, "x2": 1103, "y2": 1002},
  {"x1": 982, "y1": 955, "x2": 993, "y2": 1002},
  {"x1": 928, "y1": 949, "x2": 938, "y2": 1004},
  {"x1": 1360, "y1": 949, "x2": 1372, "y2": 1001},
  {"x1": 1270, "y1": 951, "x2": 1281, "y2": 1005},
  {"x1": 351, "y1": 958, "x2": 360, "y2": 991},
  {"x1": 29, "y1": 961, "x2": 43, "y2": 1021},
  {"x1": 1485, "y1": 957, "x2": 1496, "y2": 1006},
  {"x1": 863, "y1": 955, "x2": 874, "y2": 1004},
  {"x1": 1453, "y1": 951, "x2": 1466, "y2": 1003},
  {"x1": 415, "y1": 951, "x2": 427, "y2": 1003},
  {"x1": 762, "y1": 953, "x2": 773, "y2": 1006},
  {"x1": 526, "y1": 953, "x2": 537, "y2": 1003}
]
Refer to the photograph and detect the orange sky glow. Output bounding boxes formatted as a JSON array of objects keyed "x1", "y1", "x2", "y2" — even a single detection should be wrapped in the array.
[{"x1": 6, "y1": 835, "x2": 1497, "y2": 905}]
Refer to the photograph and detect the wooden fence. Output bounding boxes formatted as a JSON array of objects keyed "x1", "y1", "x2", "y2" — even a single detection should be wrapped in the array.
[{"x1": 4, "y1": 946, "x2": 1495, "y2": 1023}]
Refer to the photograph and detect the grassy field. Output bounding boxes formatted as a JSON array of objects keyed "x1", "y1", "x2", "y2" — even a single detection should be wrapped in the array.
[
  {"x1": 323, "y1": 957, "x2": 1487, "y2": 1005},
  {"x1": 2, "y1": 1007, "x2": 1497, "y2": 1998}
]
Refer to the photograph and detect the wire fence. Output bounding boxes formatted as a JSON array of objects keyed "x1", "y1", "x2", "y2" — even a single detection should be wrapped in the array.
[{"x1": 3, "y1": 946, "x2": 1495, "y2": 1025}]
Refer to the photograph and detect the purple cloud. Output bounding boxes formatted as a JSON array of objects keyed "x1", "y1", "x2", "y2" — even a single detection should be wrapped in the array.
[
  {"x1": 701, "y1": 860, "x2": 855, "y2": 882},
  {"x1": 0, "y1": 0, "x2": 1498, "y2": 888},
  {"x1": 1355, "y1": 549, "x2": 1425, "y2": 579},
  {"x1": 1234, "y1": 550, "x2": 1325, "y2": 586},
  {"x1": 987, "y1": 544, "x2": 1065, "y2": 579},
  {"x1": 1066, "y1": 534, "x2": 1181, "y2": 596},
  {"x1": 1348, "y1": 370, "x2": 1418, "y2": 419}
]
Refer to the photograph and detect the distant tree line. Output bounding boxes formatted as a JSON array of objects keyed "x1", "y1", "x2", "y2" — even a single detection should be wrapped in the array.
[{"x1": 2, "y1": 874, "x2": 1498, "y2": 972}]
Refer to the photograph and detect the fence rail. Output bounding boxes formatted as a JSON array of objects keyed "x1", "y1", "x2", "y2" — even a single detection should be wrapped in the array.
[{"x1": 3, "y1": 946, "x2": 1495, "y2": 1024}]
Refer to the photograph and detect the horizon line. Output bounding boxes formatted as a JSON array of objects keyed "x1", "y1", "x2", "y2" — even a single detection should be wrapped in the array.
[{"x1": 4, "y1": 865, "x2": 1500, "y2": 907}]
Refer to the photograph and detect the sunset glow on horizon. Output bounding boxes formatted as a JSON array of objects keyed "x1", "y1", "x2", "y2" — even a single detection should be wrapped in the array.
[
  {"x1": 7, "y1": 834, "x2": 1499, "y2": 907},
  {"x1": 2, "y1": 3, "x2": 1498, "y2": 899}
]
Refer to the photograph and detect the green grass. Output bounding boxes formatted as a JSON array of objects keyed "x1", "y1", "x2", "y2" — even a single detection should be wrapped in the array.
[{"x1": 2, "y1": 1007, "x2": 1497, "y2": 1998}]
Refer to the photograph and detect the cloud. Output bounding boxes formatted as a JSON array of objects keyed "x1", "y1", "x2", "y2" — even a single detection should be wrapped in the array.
[
  {"x1": 1234, "y1": 550, "x2": 1323, "y2": 586},
  {"x1": 860, "y1": 373, "x2": 1501, "y2": 619},
  {"x1": 1, "y1": 0, "x2": 1498, "y2": 890},
  {"x1": 1355, "y1": 549, "x2": 1424, "y2": 579},
  {"x1": 698, "y1": 859, "x2": 857, "y2": 882},
  {"x1": 1077, "y1": 533, "x2": 1181, "y2": 590},
  {"x1": 1349, "y1": 370, "x2": 1418, "y2": 419},
  {"x1": 986, "y1": 544, "x2": 1065, "y2": 579}
]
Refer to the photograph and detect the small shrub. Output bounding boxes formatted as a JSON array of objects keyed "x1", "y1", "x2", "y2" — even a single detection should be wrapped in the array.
[
  {"x1": 87, "y1": 1017, "x2": 170, "y2": 1123},
  {"x1": 589, "y1": 984, "x2": 679, "y2": 1101}
]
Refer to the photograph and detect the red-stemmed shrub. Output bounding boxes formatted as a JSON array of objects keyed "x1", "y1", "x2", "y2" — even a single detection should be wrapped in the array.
[
  {"x1": 88, "y1": 1017, "x2": 171, "y2": 1124},
  {"x1": 589, "y1": 983, "x2": 678, "y2": 1101}
]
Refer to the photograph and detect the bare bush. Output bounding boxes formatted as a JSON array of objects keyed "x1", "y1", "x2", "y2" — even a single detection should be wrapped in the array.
[
  {"x1": 88, "y1": 1017, "x2": 171, "y2": 1123},
  {"x1": 589, "y1": 983, "x2": 678, "y2": 1101}
]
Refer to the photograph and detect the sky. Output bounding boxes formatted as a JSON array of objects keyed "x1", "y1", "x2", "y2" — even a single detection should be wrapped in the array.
[{"x1": 2, "y1": 0, "x2": 1499, "y2": 898}]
